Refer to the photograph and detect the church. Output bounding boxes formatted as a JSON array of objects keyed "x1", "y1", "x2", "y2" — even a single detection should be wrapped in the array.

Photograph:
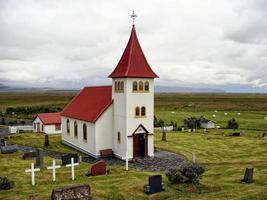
[{"x1": 61, "y1": 22, "x2": 158, "y2": 160}]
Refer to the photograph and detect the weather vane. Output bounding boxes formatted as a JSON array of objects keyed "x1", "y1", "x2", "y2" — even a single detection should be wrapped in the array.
[{"x1": 130, "y1": 11, "x2": 137, "y2": 25}]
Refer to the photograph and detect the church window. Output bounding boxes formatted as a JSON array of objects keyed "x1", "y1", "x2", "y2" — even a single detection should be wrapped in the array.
[
  {"x1": 83, "y1": 123, "x2": 87, "y2": 141},
  {"x1": 118, "y1": 81, "x2": 121, "y2": 91},
  {"x1": 74, "y1": 121, "x2": 78, "y2": 137},
  {"x1": 55, "y1": 124, "x2": 61, "y2": 131},
  {"x1": 135, "y1": 107, "x2": 140, "y2": 117},
  {"x1": 141, "y1": 106, "x2": 146, "y2": 116},
  {"x1": 139, "y1": 81, "x2": 143, "y2": 91},
  {"x1": 117, "y1": 132, "x2": 121, "y2": 143},
  {"x1": 115, "y1": 81, "x2": 118, "y2": 92},
  {"x1": 67, "y1": 119, "x2": 70, "y2": 134},
  {"x1": 144, "y1": 81, "x2": 149, "y2": 91},
  {"x1": 120, "y1": 81, "x2": 124, "y2": 91},
  {"x1": 34, "y1": 123, "x2": 36, "y2": 129},
  {"x1": 133, "y1": 81, "x2": 138, "y2": 91}
]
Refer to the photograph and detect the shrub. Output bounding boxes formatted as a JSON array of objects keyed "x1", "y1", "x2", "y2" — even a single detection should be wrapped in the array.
[
  {"x1": 0, "y1": 177, "x2": 15, "y2": 190},
  {"x1": 227, "y1": 118, "x2": 239, "y2": 130},
  {"x1": 165, "y1": 162, "x2": 206, "y2": 184}
]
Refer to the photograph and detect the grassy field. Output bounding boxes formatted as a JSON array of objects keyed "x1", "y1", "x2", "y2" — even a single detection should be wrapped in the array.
[{"x1": 1, "y1": 130, "x2": 266, "y2": 200}]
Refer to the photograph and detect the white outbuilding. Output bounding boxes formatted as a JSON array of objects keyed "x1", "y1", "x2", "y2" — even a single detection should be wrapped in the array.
[
  {"x1": 61, "y1": 24, "x2": 158, "y2": 160},
  {"x1": 32, "y1": 112, "x2": 61, "y2": 134}
]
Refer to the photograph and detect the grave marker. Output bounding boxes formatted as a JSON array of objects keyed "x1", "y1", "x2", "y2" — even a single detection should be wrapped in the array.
[
  {"x1": 35, "y1": 148, "x2": 44, "y2": 168},
  {"x1": 144, "y1": 175, "x2": 165, "y2": 194},
  {"x1": 47, "y1": 160, "x2": 61, "y2": 182},
  {"x1": 25, "y1": 163, "x2": 40, "y2": 186},
  {"x1": 66, "y1": 158, "x2": 79, "y2": 180}
]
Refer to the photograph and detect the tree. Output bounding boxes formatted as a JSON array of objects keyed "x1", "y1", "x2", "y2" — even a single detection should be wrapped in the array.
[{"x1": 227, "y1": 118, "x2": 239, "y2": 130}]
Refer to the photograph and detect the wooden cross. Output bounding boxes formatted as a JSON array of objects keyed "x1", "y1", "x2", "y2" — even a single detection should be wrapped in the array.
[
  {"x1": 25, "y1": 163, "x2": 40, "y2": 186},
  {"x1": 47, "y1": 160, "x2": 61, "y2": 182},
  {"x1": 66, "y1": 157, "x2": 79, "y2": 180}
]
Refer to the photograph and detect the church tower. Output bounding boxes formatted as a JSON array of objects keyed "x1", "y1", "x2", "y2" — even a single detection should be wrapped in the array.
[{"x1": 108, "y1": 22, "x2": 158, "y2": 159}]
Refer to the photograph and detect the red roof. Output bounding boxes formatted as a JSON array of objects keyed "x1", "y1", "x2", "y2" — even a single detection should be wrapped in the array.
[
  {"x1": 34, "y1": 112, "x2": 61, "y2": 125},
  {"x1": 61, "y1": 86, "x2": 113, "y2": 123},
  {"x1": 108, "y1": 25, "x2": 158, "y2": 78}
]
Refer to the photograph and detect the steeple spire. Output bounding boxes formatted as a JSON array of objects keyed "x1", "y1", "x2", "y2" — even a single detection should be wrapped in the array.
[{"x1": 108, "y1": 22, "x2": 158, "y2": 79}]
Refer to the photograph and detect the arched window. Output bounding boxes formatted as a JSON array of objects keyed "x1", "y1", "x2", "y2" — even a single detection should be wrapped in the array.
[
  {"x1": 118, "y1": 81, "x2": 121, "y2": 91},
  {"x1": 141, "y1": 106, "x2": 146, "y2": 116},
  {"x1": 83, "y1": 123, "x2": 87, "y2": 141},
  {"x1": 139, "y1": 81, "x2": 143, "y2": 91},
  {"x1": 74, "y1": 121, "x2": 78, "y2": 137},
  {"x1": 67, "y1": 119, "x2": 70, "y2": 134},
  {"x1": 115, "y1": 81, "x2": 118, "y2": 92},
  {"x1": 117, "y1": 132, "x2": 121, "y2": 143},
  {"x1": 145, "y1": 81, "x2": 149, "y2": 91},
  {"x1": 133, "y1": 81, "x2": 138, "y2": 91},
  {"x1": 120, "y1": 81, "x2": 124, "y2": 91},
  {"x1": 135, "y1": 107, "x2": 140, "y2": 117}
]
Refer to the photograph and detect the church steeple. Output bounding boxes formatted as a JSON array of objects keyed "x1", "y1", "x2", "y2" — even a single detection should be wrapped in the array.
[{"x1": 108, "y1": 24, "x2": 158, "y2": 78}]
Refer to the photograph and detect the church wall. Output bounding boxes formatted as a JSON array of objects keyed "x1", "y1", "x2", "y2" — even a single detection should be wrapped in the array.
[
  {"x1": 95, "y1": 104, "x2": 114, "y2": 155},
  {"x1": 61, "y1": 116, "x2": 97, "y2": 156}
]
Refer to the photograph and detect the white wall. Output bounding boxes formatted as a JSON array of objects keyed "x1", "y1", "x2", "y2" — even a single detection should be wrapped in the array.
[
  {"x1": 112, "y1": 78, "x2": 155, "y2": 159},
  {"x1": 61, "y1": 116, "x2": 97, "y2": 157},
  {"x1": 33, "y1": 117, "x2": 61, "y2": 134},
  {"x1": 32, "y1": 117, "x2": 43, "y2": 133}
]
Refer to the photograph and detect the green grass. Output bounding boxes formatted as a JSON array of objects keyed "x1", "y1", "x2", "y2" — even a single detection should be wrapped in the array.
[
  {"x1": 0, "y1": 131, "x2": 267, "y2": 200},
  {"x1": 6, "y1": 133, "x2": 83, "y2": 154}
]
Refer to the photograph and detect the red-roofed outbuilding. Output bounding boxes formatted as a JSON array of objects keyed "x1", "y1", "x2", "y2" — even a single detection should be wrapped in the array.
[{"x1": 33, "y1": 112, "x2": 61, "y2": 134}]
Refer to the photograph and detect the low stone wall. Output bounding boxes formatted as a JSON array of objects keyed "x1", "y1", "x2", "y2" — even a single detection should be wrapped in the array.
[{"x1": 51, "y1": 184, "x2": 91, "y2": 200}]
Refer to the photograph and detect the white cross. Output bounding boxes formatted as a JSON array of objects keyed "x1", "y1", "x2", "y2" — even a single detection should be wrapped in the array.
[
  {"x1": 126, "y1": 151, "x2": 129, "y2": 171},
  {"x1": 66, "y1": 157, "x2": 79, "y2": 180},
  {"x1": 47, "y1": 160, "x2": 61, "y2": 182},
  {"x1": 192, "y1": 152, "x2": 196, "y2": 163},
  {"x1": 130, "y1": 11, "x2": 137, "y2": 25},
  {"x1": 25, "y1": 163, "x2": 40, "y2": 186}
]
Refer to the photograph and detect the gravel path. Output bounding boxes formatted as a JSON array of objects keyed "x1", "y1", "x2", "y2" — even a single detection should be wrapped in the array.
[{"x1": 16, "y1": 145, "x2": 186, "y2": 171}]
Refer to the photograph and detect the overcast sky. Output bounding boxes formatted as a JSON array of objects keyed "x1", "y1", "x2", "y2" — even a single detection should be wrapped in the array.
[{"x1": 0, "y1": 0, "x2": 267, "y2": 92}]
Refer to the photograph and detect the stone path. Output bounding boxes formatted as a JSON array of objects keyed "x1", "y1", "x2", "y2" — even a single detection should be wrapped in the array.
[{"x1": 16, "y1": 145, "x2": 186, "y2": 171}]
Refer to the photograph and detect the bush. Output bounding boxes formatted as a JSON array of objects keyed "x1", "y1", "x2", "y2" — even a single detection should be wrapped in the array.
[
  {"x1": 165, "y1": 162, "x2": 206, "y2": 184},
  {"x1": 0, "y1": 177, "x2": 15, "y2": 190},
  {"x1": 227, "y1": 118, "x2": 239, "y2": 130}
]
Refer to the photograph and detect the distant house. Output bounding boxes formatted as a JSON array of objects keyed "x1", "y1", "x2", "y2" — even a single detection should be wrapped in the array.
[
  {"x1": 32, "y1": 112, "x2": 61, "y2": 134},
  {"x1": 200, "y1": 119, "x2": 216, "y2": 129}
]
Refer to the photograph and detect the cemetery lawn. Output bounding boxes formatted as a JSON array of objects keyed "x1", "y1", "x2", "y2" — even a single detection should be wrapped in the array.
[
  {"x1": 5, "y1": 133, "x2": 83, "y2": 155},
  {"x1": 154, "y1": 130, "x2": 267, "y2": 200}
]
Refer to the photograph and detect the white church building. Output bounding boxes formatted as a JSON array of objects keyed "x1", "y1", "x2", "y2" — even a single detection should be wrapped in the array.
[{"x1": 61, "y1": 24, "x2": 158, "y2": 159}]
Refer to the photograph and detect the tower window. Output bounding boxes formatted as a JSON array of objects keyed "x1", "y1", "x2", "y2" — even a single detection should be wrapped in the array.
[
  {"x1": 144, "y1": 81, "x2": 149, "y2": 91},
  {"x1": 117, "y1": 132, "x2": 121, "y2": 143},
  {"x1": 74, "y1": 121, "x2": 78, "y2": 137},
  {"x1": 139, "y1": 81, "x2": 143, "y2": 91},
  {"x1": 141, "y1": 106, "x2": 146, "y2": 116},
  {"x1": 135, "y1": 107, "x2": 140, "y2": 117},
  {"x1": 67, "y1": 119, "x2": 70, "y2": 134},
  {"x1": 115, "y1": 81, "x2": 124, "y2": 92},
  {"x1": 83, "y1": 123, "x2": 87, "y2": 141},
  {"x1": 133, "y1": 81, "x2": 138, "y2": 91}
]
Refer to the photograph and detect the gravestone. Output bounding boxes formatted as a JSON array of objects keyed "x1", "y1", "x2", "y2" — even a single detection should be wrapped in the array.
[
  {"x1": 87, "y1": 160, "x2": 106, "y2": 176},
  {"x1": 0, "y1": 139, "x2": 5, "y2": 146},
  {"x1": 144, "y1": 175, "x2": 164, "y2": 194},
  {"x1": 44, "y1": 134, "x2": 49, "y2": 147},
  {"x1": 61, "y1": 153, "x2": 79, "y2": 166},
  {"x1": 35, "y1": 148, "x2": 44, "y2": 168},
  {"x1": 51, "y1": 184, "x2": 91, "y2": 200},
  {"x1": 22, "y1": 151, "x2": 37, "y2": 159},
  {"x1": 0, "y1": 144, "x2": 18, "y2": 154},
  {"x1": 242, "y1": 166, "x2": 253, "y2": 183}
]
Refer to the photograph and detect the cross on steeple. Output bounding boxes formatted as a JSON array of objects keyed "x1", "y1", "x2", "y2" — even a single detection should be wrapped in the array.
[{"x1": 130, "y1": 11, "x2": 137, "y2": 26}]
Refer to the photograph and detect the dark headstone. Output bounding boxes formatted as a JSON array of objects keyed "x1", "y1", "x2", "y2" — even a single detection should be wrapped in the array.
[
  {"x1": 231, "y1": 132, "x2": 241, "y2": 136},
  {"x1": 44, "y1": 134, "x2": 49, "y2": 147},
  {"x1": 242, "y1": 167, "x2": 253, "y2": 183},
  {"x1": 0, "y1": 145, "x2": 18, "y2": 154},
  {"x1": 22, "y1": 151, "x2": 37, "y2": 159},
  {"x1": 0, "y1": 139, "x2": 5, "y2": 146},
  {"x1": 61, "y1": 153, "x2": 79, "y2": 166},
  {"x1": 35, "y1": 148, "x2": 44, "y2": 168},
  {"x1": 51, "y1": 184, "x2": 91, "y2": 200},
  {"x1": 88, "y1": 160, "x2": 106, "y2": 176},
  {"x1": 144, "y1": 175, "x2": 165, "y2": 195}
]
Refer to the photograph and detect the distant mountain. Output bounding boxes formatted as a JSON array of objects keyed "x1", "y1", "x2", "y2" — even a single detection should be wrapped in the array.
[{"x1": 155, "y1": 86, "x2": 225, "y2": 93}]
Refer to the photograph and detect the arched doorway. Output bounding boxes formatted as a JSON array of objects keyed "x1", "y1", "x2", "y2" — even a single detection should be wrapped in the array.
[{"x1": 132, "y1": 124, "x2": 149, "y2": 157}]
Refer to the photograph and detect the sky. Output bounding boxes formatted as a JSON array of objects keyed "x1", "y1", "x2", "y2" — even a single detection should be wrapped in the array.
[{"x1": 0, "y1": 0, "x2": 267, "y2": 92}]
